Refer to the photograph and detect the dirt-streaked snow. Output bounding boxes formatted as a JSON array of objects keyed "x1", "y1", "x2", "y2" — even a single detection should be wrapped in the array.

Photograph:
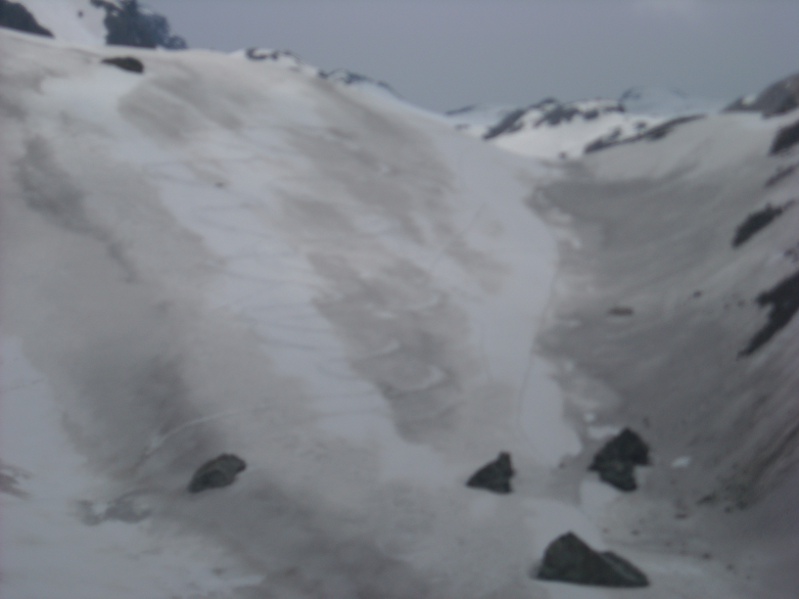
[{"x1": 1, "y1": 24, "x2": 797, "y2": 599}]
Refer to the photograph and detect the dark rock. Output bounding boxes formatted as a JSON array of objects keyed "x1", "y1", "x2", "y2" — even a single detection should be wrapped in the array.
[
  {"x1": 765, "y1": 163, "x2": 797, "y2": 188},
  {"x1": 466, "y1": 451, "x2": 514, "y2": 494},
  {"x1": 535, "y1": 101, "x2": 623, "y2": 128},
  {"x1": 585, "y1": 115, "x2": 704, "y2": 154},
  {"x1": 245, "y1": 47, "x2": 276, "y2": 61},
  {"x1": 482, "y1": 98, "x2": 623, "y2": 141},
  {"x1": 536, "y1": 104, "x2": 581, "y2": 127},
  {"x1": 739, "y1": 269, "x2": 799, "y2": 357},
  {"x1": 770, "y1": 119, "x2": 799, "y2": 155},
  {"x1": 584, "y1": 128, "x2": 623, "y2": 153},
  {"x1": 101, "y1": 56, "x2": 144, "y2": 74},
  {"x1": 536, "y1": 532, "x2": 649, "y2": 587},
  {"x1": 483, "y1": 109, "x2": 528, "y2": 140},
  {"x1": 188, "y1": 454, "x2": 247, "y2": 493},
  {"x1": 90, "y1": 0, "x2": 187, "y2": 49},
  {"x1": 589, "y1": 428, "x2": 650, "y2": 491},
  {"x1": 321, "y1": 69, "x2": 403, "y2": 98},
  {"x1": 732, "y1": 203, "x2": 792, "y2": 247},
  {"x1": 0, "y1": 0, "x2": 53, "y2": 37},
  {"x1": 640, "y1": 115, "x2": 704, "y2": 140},
  {"x1": 725, "y1": 72, "x2": 799, "y2": 117}
]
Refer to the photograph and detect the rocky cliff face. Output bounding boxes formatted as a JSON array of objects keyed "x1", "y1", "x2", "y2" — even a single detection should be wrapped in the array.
[
  {"x1": 0, "y1": 0, "x2": 52, "y2": 37},
  {"x1": 726, "y1": 71, "x2": 799, "y2": 118},
  {"x1": 89, "y1": 0, "x2": 186, "y2": 48},
  {"x1": 1, "y1": 0, "x2": 186, "y2": 48}
]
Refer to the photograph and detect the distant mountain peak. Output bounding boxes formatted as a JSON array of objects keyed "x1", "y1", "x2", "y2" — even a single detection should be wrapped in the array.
[
  {"x1": 725, "y1": 72, "x2": 799, "y2": 118},
  {"x1": 619, "y1": 86, "x2": 722, "y2": 116}
]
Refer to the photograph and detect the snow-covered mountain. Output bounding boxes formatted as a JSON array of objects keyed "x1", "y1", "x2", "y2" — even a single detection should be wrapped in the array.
[
  {"x1": 444, "y1": 90, "x2": 726, "y2": 161},
  {"x1": 0, "y1": 0, "x2": 412, "y2": 105},
  {"x1": 1, "y1": 6, "x2": 799, "y2": 599},
  {"x1": 725, "y1": 71, "x2": 799, "y2": 117}
]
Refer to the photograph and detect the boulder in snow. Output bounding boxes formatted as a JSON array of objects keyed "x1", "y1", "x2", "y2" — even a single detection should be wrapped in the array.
[
  {"x1": 535, "y1": 532, "x2": 649, "y2": 588},
  {"x1": 589, "y1": 428, "x2": 650, "y2": 491},
  {"x1": 466, "y1": 451, "x2": 515, "y2": 494},
  {"x1": 188, "y1": 454, "x2": 247, "y2": 494},
  {"x1": 101, "y1": 55, "x2": 144, "y2": 74}
]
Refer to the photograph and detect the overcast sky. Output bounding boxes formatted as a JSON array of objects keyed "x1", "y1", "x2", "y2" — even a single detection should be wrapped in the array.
[{"x1": 144, "y1": 0, "x2": 799, "y2": 112}]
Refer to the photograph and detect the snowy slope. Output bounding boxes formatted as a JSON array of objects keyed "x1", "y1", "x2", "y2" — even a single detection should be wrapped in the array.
[
  {"x1": 229, "y1": 47, "x2": 435, "y2": 119},
  {"x1": 0, "y1": 29, "x2": 578, "y2": 599},
  {"x1": 1, "y1": 22, "x2": 798, "y2": 599},
  {"x1": 9, "y1": 0, "x2": 107, "y2": 44},
  {"x1": 535, "y1": 108, "x2": 799, "y2": 598}
]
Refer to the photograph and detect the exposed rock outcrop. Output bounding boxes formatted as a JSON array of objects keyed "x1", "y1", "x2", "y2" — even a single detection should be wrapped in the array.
[
  {"x1": 101, "y1": 56, "x2": 144, "y2": 74},
  {"x1": 725, "y1": 72, "x2": 799, "y2": 118},
  {"x1": 585, "y1": 115, "x2": 704, "y2": 153},
  {"x1": 483, "y1": 98, "x2": 624, "y2": 141},
  {"x1": 770, "y1": 119, "x2": 799, "y2": 155},
  {"x1": 90, "y1": 0, "x2": 187, "y2": 49},
  {"x1": 740, "y1": 269, "x2": 799, "y2": 357},
  {"x1": 732, "y1": 203, "x2": 792, "y2": 248},
  {"x1": 0, "y1": 0, "x2": 52, "y2": 37}
]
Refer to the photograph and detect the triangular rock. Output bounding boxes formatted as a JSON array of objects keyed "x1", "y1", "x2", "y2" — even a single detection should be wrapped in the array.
[
  {"x1": 466, "y1": 451, "x2": 514, "y2": 494},
  {"x1": 589, "y1": 428, "x2": 650, "y2": 491},
  {"x1": 101, "y1": 56, "x2": 144, "y2": 74},
  {"x1": 536, "y1": 532, "x2": 649, "y2": 588}
]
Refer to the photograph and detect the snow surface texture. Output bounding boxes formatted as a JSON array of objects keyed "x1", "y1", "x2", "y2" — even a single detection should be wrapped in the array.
[{"x1": 1, "y1": 23, "x2": 799, "y2": 599}]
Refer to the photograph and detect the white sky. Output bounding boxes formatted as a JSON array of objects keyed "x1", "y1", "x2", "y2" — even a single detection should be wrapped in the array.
[{"x1": 144, "y1": 0, "x2": 799, "y2": 112}]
